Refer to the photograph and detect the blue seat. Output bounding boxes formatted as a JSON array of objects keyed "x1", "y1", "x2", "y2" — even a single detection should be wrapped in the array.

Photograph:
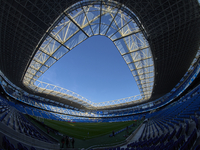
[
  {"x1": 18, "y1": 142, "x2": 23, "y2": 150},
  {"x1": 2, "y1": 136, "x2": 7, "y2": 149},
  {"x1": 180, "y1": 129, "x2": 197, "y2": 150},
  {"x1": 168, "y1": 129, "x2": 176, "y2": 141},
  {"x1": 191, "y1": 116, "x2": 199, "y2": 129},
  {"x1": 185, "y1": 121, "x2": 189, "y2": 135},
  {"x1": 176, "y1": 125, "x2": 182, "y2": 139},
  {"x1": 194, "y1": 145, "x2": 200, "y2": 150},
  {"x1": 10, "y1": 144, "x2": 15, "y2": 150},
  {"x1": 31, "y1": 147, "x2": 36, "y2": 150},
  {"x1": 23, "y1": 146, "x2": 29, "y2": 150},
  {"x1": 0, "y1": 112, "x2": 8, "y2": 121},
  {"x1": 6, "y1": 117, "x2": 10, "y2": 126},
  {"x1": 5, "y1": 138, "x2": 10, "y2": 150}
]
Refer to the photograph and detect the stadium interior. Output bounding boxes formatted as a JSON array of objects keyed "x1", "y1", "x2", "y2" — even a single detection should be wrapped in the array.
[{"x1": 0, "y1": 0, "x2": 200, "y2": 150}]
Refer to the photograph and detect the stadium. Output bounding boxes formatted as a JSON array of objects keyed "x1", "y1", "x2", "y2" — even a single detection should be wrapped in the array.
[{"x1": 0, "y1": 0, "x2": 200, "y2": 149}]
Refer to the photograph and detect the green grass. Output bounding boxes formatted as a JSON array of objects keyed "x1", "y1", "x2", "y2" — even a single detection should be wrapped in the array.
[
  {"x1": 43, "y1": 119, "x2": 138, "y2": 139},
  {"x1": 29, "y1": 116, "x2": 143, "y2": 149}
]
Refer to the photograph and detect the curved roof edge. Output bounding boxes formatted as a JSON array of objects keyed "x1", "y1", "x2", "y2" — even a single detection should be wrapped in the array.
[{"x1": 22, "y1": 0, "x2": 155, "y2": 104}]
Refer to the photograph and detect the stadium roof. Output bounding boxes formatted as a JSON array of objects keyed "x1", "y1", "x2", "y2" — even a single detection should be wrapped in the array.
[{"x1": 1, "y1": 0, "x2": 200, "y2": 109}]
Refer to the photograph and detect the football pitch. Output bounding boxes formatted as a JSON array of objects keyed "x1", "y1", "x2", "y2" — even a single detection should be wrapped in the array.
[
  {"x1": 30, "y1": 116, "x2": 143, "y2": 148},
  {"x1": 43, "y1": 119, "x2": 140, "y2": 140}
]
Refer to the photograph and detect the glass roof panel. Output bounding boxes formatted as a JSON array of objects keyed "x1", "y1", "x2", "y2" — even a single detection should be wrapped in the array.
[
  {"x1": 100, "y1": 24, "x2": 109, "y2": 35},
  {"x1": 40, "y1": 37, "x2": 60, "y2": 55},
  {"x1": 39, "y1": 66, "x2": 48, "y2": 73},
  {"x1": 90, "y1": 24, "x2": 99, "y2": 35},
  {"x1": 86, "y1": 8, "x2": 100, "y2": 24},
  {"x1": 123, "y1": 54, "x2": 132, "y2": 64},
  {"x1": 52, "y1": 46, "x2": 69, "y2": 60},
  {"x1": 83, "y1": 25, "x2": 94, "y2": 36},
  {"x1": 110, "y1": 31, "x2": 121, "y2": 40},
  {"x1": 128, "y1": 63, "x2": 135, "y2": 71},
  {"x1": 74, "y1": 11, "x2": 87, "y2": 27},
  {"x1": 114, "y1": 39, "x2": 129, "y2": 55},
  {"x1": 27, "y1": 68, "x2": 37, "y2": 75},
  {"x1": 34, "y1": 51, "x2": 49, "y2": 64},
  {"x1": 101, "y1": 11, "x2": 113, "y2": 25},
  {"x1": 52, "y1": 21, "x2": 79, "y2": 44},
  {"x1": 44, "y1": 57, "x2": 56, "y2": 67},
  {"x1": 26, "y1": 73, "x2": 33, "y2": 79},
  {"x1": 106, "y1": 26, "x2": 118, "y2": 37},
  {"x1": 65, "y1": 31, "x2": 88, "y2": 49},
  {"x1": 30, "y1": 60, "x2": 42, "y2": 70},
  {"x1": 35, "y1": 72, "x2": 42, "y2": 78}
]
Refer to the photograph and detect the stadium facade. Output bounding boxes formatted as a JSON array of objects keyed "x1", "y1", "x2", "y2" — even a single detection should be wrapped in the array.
[{"x1": 0, "y1": 0, "x2": 200, "y2": 149}]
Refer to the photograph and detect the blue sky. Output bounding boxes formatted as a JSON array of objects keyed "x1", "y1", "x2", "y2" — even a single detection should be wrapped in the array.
[{"x1": 39, "y1": 35, "x2": 140, "y2": 103}]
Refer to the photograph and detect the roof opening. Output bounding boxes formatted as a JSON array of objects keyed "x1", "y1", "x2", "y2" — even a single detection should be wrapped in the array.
[
  {"x1": 23, "y1": 0, "x2": 154, "y2": 107},
  {"x1": 38, "y1": 35, "x2": 140, "y2": 103}
]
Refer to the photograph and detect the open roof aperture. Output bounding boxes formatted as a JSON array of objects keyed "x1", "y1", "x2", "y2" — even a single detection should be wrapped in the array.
[{"x1": 23, "y1": 0, "x2": 154, "y2": 108}]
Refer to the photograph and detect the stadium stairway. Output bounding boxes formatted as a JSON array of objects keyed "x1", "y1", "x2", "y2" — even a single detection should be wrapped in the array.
[{"x1": 120, "y1": 123, "x2": 146, "y2": 148}]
